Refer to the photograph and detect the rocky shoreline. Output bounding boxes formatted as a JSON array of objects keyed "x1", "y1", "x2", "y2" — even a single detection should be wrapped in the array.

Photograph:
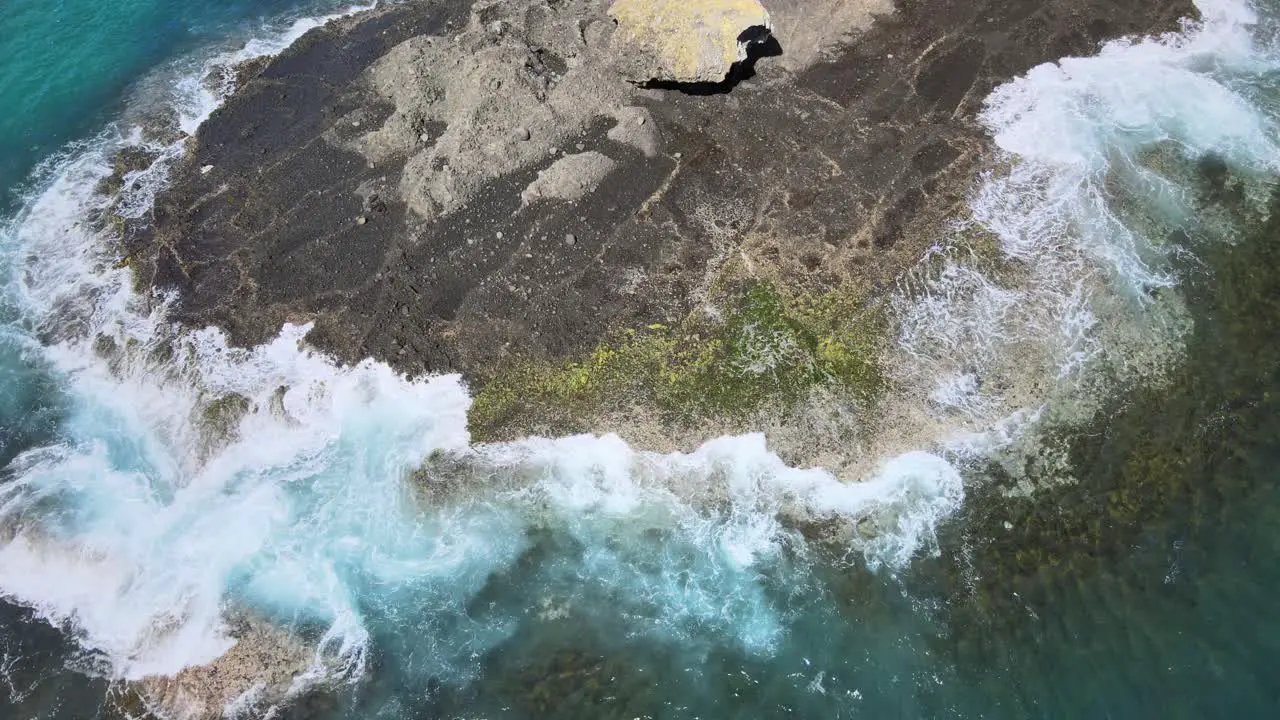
[{"x1": 117, "y1": 0, "x2": 1196, "y2": 469}]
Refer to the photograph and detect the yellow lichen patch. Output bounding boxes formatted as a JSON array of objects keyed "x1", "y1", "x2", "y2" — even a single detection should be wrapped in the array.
[
  {"x1": 468, "y1": 281, "x2": 888, "y2": 443},
  {"x1": 608, "y1": 0, "x2": 772, "y2": 83}
]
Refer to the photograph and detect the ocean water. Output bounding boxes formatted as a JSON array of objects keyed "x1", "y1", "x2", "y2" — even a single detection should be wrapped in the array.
[
  {"x1": 1, "y1": 0, "x2": 1279, "y2": 718},
  {"x1": 0, "y1": 0, "x2": 363, "y2": 208}
]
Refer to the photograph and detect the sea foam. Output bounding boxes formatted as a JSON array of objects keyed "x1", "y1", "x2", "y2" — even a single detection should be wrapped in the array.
[{"x1": 896, "y1": 0, "x2": 1280, "y2": 470}]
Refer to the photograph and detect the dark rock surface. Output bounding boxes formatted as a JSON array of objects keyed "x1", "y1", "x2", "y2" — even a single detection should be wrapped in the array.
[{"x1": 133, "y1": 0, "x2": 1197, "y2": 382}]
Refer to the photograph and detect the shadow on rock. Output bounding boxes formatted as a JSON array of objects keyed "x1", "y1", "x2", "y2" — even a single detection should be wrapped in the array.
[{"x1": 641, "y1": 32, "x2": 783, "y2": 96}]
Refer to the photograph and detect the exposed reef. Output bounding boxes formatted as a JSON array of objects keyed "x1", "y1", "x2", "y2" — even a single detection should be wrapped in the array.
[
  {"x1": 608, "y1": 0, "x2": 775, "y2": 84},
  {"x1": 123, "y1": 0, "x2": 1195, "y2": 467},
  {"x1": 134, "y1": 615, "x2": 316, "y2": 720}
]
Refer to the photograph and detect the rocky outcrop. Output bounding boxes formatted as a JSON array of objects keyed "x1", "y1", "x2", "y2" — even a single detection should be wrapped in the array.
[
  {"x1": 520, "y1": 151, "x2": 618, "y2": 205},
  {"x1": 92, "y1": 0, "x2": 1206, "y2": 715},
  {"x1": 135, "y1": 615, "x2": 316, "y2": 720},
  {"x1": 608, "y1": 0, "x2": 773, "y2": 84},
  {"x1": 356, "y1": 1, "x2": 638, "y2": 223},
  {"x1": 763, "y1": 0, "x2": 892, "y2": 70},
  {"x1": 128, "y1": 0, "x2": 1198, "y2": 462}
]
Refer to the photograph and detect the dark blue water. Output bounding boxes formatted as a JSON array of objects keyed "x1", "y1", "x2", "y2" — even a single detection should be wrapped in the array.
[{"x1": 1, "y1": 0, "x2": 1279, "y2": 718}]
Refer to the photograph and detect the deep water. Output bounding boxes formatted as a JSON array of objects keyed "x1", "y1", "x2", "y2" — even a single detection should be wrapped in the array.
[{"x1": 2, "y1": 1, "x2": 1280, "y2": 719}]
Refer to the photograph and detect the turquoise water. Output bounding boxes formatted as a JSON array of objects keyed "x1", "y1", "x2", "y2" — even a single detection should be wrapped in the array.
[
  {"x1": 2, "y1": 0, "x2": 1280, "y2": 718},
  {"x1": 0, "y1": 0, "x2": 352, "y2": 206}
]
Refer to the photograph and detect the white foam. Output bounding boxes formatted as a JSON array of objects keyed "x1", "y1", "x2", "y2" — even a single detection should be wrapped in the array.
[
  {"x1": 483, "y1": 433, "x2": 964, "y2": 573},
  {"x1": 171, "y1": 3, "x2": 378, "y2": 137},
  {"x1": 0, "y1": 318, "x2": 476, "y2": 679},
  {"x1": 897, "y1": 0, "x2": 1280, "y2": 460}
]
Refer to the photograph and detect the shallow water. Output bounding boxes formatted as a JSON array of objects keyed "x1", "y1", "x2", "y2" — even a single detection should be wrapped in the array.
[{"x1": 2, "y1": 0, "x2": 1280, "y2": 718}]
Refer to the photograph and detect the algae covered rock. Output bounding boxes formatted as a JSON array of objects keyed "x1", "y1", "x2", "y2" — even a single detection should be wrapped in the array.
[{"x1": 608, "y1": 0, "x2": 773, "y2": 84}]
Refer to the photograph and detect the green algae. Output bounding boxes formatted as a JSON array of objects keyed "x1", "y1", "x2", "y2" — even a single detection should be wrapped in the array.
[
  {"x1": 199, "y1": 392, "x2": 251, "y2": 441},
  {"x1": 469, "y1": 281, "x2": 889, "y2": 441}
]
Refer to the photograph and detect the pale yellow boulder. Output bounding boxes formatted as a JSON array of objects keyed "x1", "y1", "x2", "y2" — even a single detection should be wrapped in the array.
[{"x1": 608, "y1": 0, "x2": 773, "y2": 84}]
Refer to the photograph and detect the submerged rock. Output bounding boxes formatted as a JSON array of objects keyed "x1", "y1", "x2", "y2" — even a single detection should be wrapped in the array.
[
  {"x1": 609, "y1": 0, "x2": 773, "y2": 84},
  {"x1": 195, "y1": 392, "x2": 252, "y2": 464}
]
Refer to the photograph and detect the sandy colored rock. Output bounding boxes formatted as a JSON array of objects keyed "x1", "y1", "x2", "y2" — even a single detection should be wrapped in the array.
[
  {"x1": 609, "y1": 0, "x2": 773, "y2": 83},
  {"x1": 136, "y1": 615, "x2": 316, "y2": 720},
  {"x1": 520, "y1": 151, "x2": 618, "y2": 205},
  {"x1": 607, "y1": 106, "x2": 662, "y2": 157},
  {"x1": 353, "y1": 0, "x2": 636, "y2": 221}
]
